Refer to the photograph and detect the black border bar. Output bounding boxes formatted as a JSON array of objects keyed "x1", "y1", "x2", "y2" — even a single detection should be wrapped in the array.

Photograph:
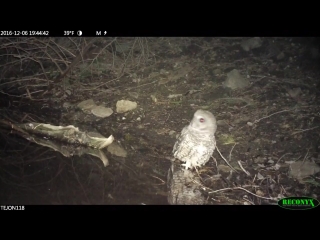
[{"x1": 1, "y1": 30, "x2": 320, "y2": 37}]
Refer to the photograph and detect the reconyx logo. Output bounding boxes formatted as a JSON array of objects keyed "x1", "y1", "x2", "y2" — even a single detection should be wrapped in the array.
[{"x1": 278, "y1": 197, "x2": 319, "y2": 210}]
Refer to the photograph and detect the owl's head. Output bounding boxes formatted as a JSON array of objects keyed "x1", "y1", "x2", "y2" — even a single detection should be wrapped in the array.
[{"x1": 189, "y1": 109, "x2": 217, "y2": 134}]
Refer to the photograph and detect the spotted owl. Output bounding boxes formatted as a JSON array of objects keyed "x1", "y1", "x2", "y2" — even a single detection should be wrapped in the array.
[{"x1": 173, "y1": 109, "x2": 217, "y2": 170}]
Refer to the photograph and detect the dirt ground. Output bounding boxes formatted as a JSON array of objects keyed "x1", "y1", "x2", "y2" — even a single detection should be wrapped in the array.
[{"x1": 0, "y1": 37, "x2": 319, "y2": 205}]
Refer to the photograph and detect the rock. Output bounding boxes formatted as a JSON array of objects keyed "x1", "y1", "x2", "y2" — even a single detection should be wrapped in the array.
[
  {"x1": 128, "y1": 92, "x2": 139, "y2": 99},
  {"x1": 213, "y1": 68, "x2": 222, "y2": 75},
  {"x1": 277, "y1": 52, "x2": 285, "y2": 60},
  {"x1": 289, "y1": 161, "x2": 320, "y2": 179},
  {"x1": 63, "y1": 102, "x2": 74, "y2": 109},
  {"x1": 287, "y1": 88, "x2": 301, "y2": 100},
  {"x1": 107, "y1": 142, "x2": 127, "y2": 157},
  {"x1": 116, "y1": 100, "x2": 138, "y2": 113},
  {"x1": 310, "y1": 47, "x2": 320, "y2": 59},
  {"x1": 247, "y1": 122, "x2": 254, "y2": 126},
  {"x1": 223, "y1": 69, "x2": 250, "y2": 90},
  {"x1": 116, "y1": 43, "x2": 131, "y2": 53},
  {"x1": 91, "y1": 106, "x2": 113, "y2": 118},
  {"x1": 216, "y1": 120, "x2": 227, "y2": 126},
  {"x1": 169, "y1": 130, "x2": 176, "y2": 136},
  {"x1": 218, "y1": 164, "x2": 232, "y2": 173},
  {"x1": 241, "y1": 37, "x2": 262, "y2": 51},
  {"x1": 150, "y1": 95, "x2": 157, "y2": 103},
  {"x1": 77, "y1": 99, "x2": 97, "y2": 111}
]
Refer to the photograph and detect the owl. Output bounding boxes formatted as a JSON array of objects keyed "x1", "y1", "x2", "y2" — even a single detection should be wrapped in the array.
[{"x1": 173, "y1": 109, "x2": 217, "y2": 170}]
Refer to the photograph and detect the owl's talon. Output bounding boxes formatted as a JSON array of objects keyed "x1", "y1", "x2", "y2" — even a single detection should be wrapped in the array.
[{"x1": 181, "y1": 162, "x2": 191, "y2": 170}]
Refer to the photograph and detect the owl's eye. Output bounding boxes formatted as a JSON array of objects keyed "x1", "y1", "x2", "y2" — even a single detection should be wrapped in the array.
[{"x1": 200, "y1": 118, "x2": 205, "y2": 123}]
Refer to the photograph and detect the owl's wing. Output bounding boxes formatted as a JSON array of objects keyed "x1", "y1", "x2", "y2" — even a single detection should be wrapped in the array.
[{"x1": 172, "y1": 126, "x2": 188, "y2": 154}]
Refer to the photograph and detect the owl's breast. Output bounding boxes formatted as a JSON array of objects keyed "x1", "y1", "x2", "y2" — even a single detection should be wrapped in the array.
[{"x1": 173, "y1": 131, "x2": 216, "y2": 169}]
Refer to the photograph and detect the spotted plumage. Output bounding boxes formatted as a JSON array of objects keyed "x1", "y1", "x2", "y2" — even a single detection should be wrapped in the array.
[{"x1": 173, "y1": 109, "x2": 217, "y2": 170}]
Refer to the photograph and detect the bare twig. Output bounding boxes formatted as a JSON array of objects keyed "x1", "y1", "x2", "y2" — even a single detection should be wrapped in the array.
[
  {"x1": 237, "y1": 161, "x2": 251, "y2": 176},
  {"x1": 149, "y1": 175, "x2": 166, "y2": 185},
  {"x1": 254, "y1": 109, "x2": 292, "y2": 124},
  {"x1": 55, "y1": 38, "x2": 98, "y2": 82},
  {"x1": 301, "y1": 148, "x2": 310, "y2": 166},
  {"x1": 276, "y1": 153, "x2": 292, "y2": 164},
  {"x1": 209, "y1": 187, "x2": 279, "y2": 201},
  {"x1": 291, "y1": 126, "x2": 319, "y2": 135},
  {"x1": 215, "y1": 144, "x2": 238, "y2": 172},
  {"x1": 126, "y1": 80, "x2": 158, "y2": 90},
  {"x1": 228, "y1": 143, "x2": 237, "y2": 162}
]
